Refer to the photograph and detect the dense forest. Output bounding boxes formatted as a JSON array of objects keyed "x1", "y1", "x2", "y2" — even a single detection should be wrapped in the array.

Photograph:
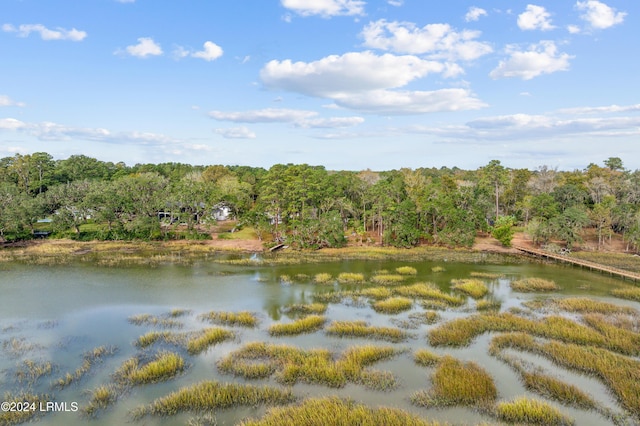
[{"x1": 1, "y1": 153, "x2": 639, "y2": 252}]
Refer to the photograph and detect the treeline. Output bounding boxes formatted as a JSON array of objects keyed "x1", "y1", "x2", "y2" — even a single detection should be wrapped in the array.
[{"x1": 1, "y1": 153, "x2": 639, "y2": 252}]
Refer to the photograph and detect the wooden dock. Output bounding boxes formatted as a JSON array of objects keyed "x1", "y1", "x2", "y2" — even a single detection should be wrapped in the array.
[{"x1": 512, "y1": 245, "x2": 640, "y2": 282}]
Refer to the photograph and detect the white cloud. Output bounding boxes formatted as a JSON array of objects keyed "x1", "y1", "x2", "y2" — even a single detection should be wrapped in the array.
[
  {"x1": 192, "y1": 41, "x2": 223, "y2": 61},
  {"x1": 2, "y1": 23, "x2": 87, "y2": 41},
  {"x1": 294, "y1": 116, "x2": 365, "y2": 128},
  {"x1": 558, "y1": 104, "x2": 640, "y2": 114},
  {"x1": 465, "y1": 7, "x2": 488, "y2": 22},
  {"x1": 214, "y1": 127, "x2": 256, "y2": 139},
  {"x1": 120, "y1": 37, "x2": 163, "y2": 58},
  {"x1": 332, "y1": 88, "x2": 487, "y2": 114},
  {"x1": 0, "y1": 95, "x2": 25, "y2": 107},
  {"x1": 387, "y1": 0, "x2": 403, "y2": 6},
  {"x1": 0, "y1": 118, "x2": 27, "y2": 130},
  {"x1": 361, "y1": 20, "x2": 492, "y2": 61},
  {"x1": 567, "y1": 24, "x2": 581, "y2": 34},
  {"x1": 576, "y1": 1, "x2": 626, "y2": 30},
  {"x1": 490, "y1": 41, "x2": 572, "y2": 80},
  {"x1": 517, "y1": 5, "x2": 555, "y2": 31},
  {"x1": 281, "y1": 0, "x2": 365, "y2": 17},
  {"x1": 261, "y1": 51, "x2": 449, "y2": 98},
  {"x1": 209, "y1": 107, "x2": 365, "y2": 128}
]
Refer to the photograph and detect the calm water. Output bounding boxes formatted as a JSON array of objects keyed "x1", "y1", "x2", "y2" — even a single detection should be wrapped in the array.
[{"x1": 1, "y1": 257, "x2": 638, "y2": 425}]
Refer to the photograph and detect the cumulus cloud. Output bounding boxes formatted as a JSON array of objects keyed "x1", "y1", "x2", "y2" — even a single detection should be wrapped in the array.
[
  {"x1": 558, "y1": 103, "x2": 640, "y2": 114},
  {"x1": 119, "y1": 37, "x2": 163, "y2": 58},
  {"x1": 0, "y1": 118, "x2": 27, "y2": 130},
  {"x1": 490, "y1": 41, "x2": 572, "y2": 80},
  {"x1": 192, "y1": 41, "x2": 224, "y2": 61},
  {"x1": 2, "y1": 23, "x2": 86, "y2": 41},
  {"x1": 517, "y1": 5, "x2": 555, "y2": 31},
  {"x1": 0, "y1": 95, "x2": 25, "y2": 107},
  {"x1": 281, "y1": 0, "x2": 365, "y2": 17},
  {"x1": 294, "y1": 116, "x2": 365, "y2": 128},
  {"x1": 214, "y1": 127, "x2": 256, "y2": 139},
  {"x1": 465, "y1": 6, "x2": 488, "y2": 22},
  {"x1": 361, "y1": 20, "x2": 492, "y2": 61},
  {"x1": 576, "y1": 0, "x2": 626, "y2": 30},
  {"x1": 209, "y1": 107, "x2": 365, "y2": 128},
  {"x1": 387, "y1": 0, "x2": 403, "y2": 6}
]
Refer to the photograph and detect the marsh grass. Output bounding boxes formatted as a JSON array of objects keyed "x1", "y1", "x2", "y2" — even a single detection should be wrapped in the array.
[
  {"x1": 521, "y1": 371, "x2": 597, "y2": 410},
  {"x1": 431, "y1": 266, "x2": 445, "y2": 273},
  {"x1": 392, "y1": 311, "x2": 441, "y2": 329},
  {"x1": 476, "y1": 299, "x2": 502, "y2": 311},
  {"x1": 510, "y1": 278, "x2": 559, "y2": 292},
  {"x1": 337, "y1": 272, "x2": 365, "y2": 284},
  {"x1": 218, "y1": 342, "x2": 399, "y2": 389},
  {"x1": 82, "y1": 385, "x2": 117, "y2": 418},
  {"x1": 2, "y1": 337, "x2": 41, "y2": 357},
  {"x1": 115, "y1": 351, "x2": 185, "y2": 385},
  {"x1": 135, "y1": 331, "x2": 180, "y2": 349},
  {"x1": 358, "y1": 287, "x2": 393, "y2": 300},
  {"x1": 372, "y1": 297, "x2": 413, "y2": 314},
  {"x1": 413, "y1": 349, "x2": 440, "y2": 367},
  {"x1": 198, "y1": 311, "x2": 258, "y2": 327},
  {"x1": 187, "y1": 328, "x2": 234, "y2": 354},
  {"x1": 495, "y1": 397, "x2": 574, "y2": 425},
  {"x1": 326, "y1": 321, "x2": 408, "y2": 342},
  {"x1": 611, "y1": 287, "x2": 640, "y2": 302},
  {"x1": 283, "y1": 303, "x2": 327, "y2": 315},
  {"x1": 128, "y1": 313, "x2": 183, "y2": 328},
  {"x1": 15, "y1": 359, "x2": 54, "y2": 385},
  {"x1": 420, "y1": 300, "x2": 450, "y2": 310},
  {"x1": 451, "y1": 279, "x2": 488, "y2": 299},
  {"x1": 411, "y1": 355, "x2": 496, "y2": 408},
  {"x1": 396, "y1": 266, "x2": 418, "y2": 275},
  {"x1": 134, "y1": 381, "x2": 295, "y2": 419},
  {"x1": 169, "y1": 308, "x2": 191, "y2": 317},
  {"x1": 0, "y1": 392, "x2": 48, "y2": 425},
  {"x1": 240, "y1": 397, "x2": 443, "y2": 426},
  {"x1": 371, "y1": 274, "x2": 405, "y2": 285},
  {"x1": 394, "y1": 283, "x2": 465, "y2": 306},
  {"x1": 470, "y1": 272, "x2": 504, "y2": 279},
  {"x1": 313, "y1": 273, "x2": 333, "y2": 284},
  {"x1": 552, "y1": 298, "x2": 638, "y2": 315},
  {"x1": 269, "y1": 315, "x2": 326, "y2": 336},
  {"x1": 53, "y1": 345, "x2": 118, "y2": 388}
]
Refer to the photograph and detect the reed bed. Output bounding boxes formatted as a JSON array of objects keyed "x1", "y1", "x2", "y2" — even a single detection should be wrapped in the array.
[
  {"x1": 521, "y1": 371, "x2": 597, "y2": 410},
  {"x1": 611, "y1": 287, "x2": 640, "y2": 302},
  {"x1": 451, "y1": 279, "x2": 488, "y2": 299},
  {"x1": 411, "y1": 355, "x2": 496, "y2": 408},
  {"x1": 410, "y1": 311, "x2": 441, "y2": 325},
  {"x1": 313, "y1": 273, "x2": 333, "y2": 284},
  {"x1": 168, "y1": 308, "x2": 191, "y2": 317},
  {"x1": 371, "y1": 274, "x2": 405, "y2": 285},
  {"x1": 428, "y1": 312, "x2": 640, "y2": 355},
  {"x1": 2, "y1": 337, "x2": 41, "y2": 357},
  {"x1": 337, "y1": 272, "x2": 365, "y2": 284},
  {"x1": 187, "y1": 327, "x2": 234, "y2": 354},
  {"x1": 15, "y1": 359, "x2": 54, "y2": 385},
  {"x1": 198, "y1": 311, "x2": 258, "y2": 327},
  {"x1": 551, "y1": 298, "x2": 638, "y2": 315},
  {"x1": 510, "y1": 278, "x2": 559, "y2": 292},
  {"x1": 240, "y1": 396, "x2": 443, "y2": 426},
  {"x1": 82, "y1": 385, "x2": 117, "y2": 417},
  {"x1": 269, "y1": 315, "x2": 326, "y2": 336},
  {"x1": 470, "y1": 271, "x2": 504, "y2": 279},
  {"x1": 135, "y1": 331, "x2": 178, "y2": 348},
  {"x1": 431, "y1": 266, "x2": 445, "y2": 272},
  {"x1": 394, "y1": 283, "x2": 466, "y2": 306},
  {"x1": 134, "y1": 381, "x2": 295, "y2": 419},
  {"x1": 413, "y1": 349, "x2": 440, "y2": 367},
  {"x1": 54, "y1": 345, "x2": 118, "y2": 388},
  {"x1": 217, "y1": 342, "x2": 399, "y2": 389},
  {"x1": 326, "y1": 321, "x2": 408, "y2": 343},
  {"x1": 282, "y1": 303, "x2": 327, "y2": 315},
  {"x1": 0, "y1": 392, "x2": 48, "y2": 425},
  {"x1": 358, "y1": 287, "x2": 393, "y2": 300},
  {"x1": 372, "y1": 297, "x2": 413, "y2": 314},
  {"x1": 420, "y1": 300, "x2": 450, "y2": 310},
  {"x1": 495, "y1": 397, "x2": 574, "y2": 425},
  {"x1": 115, "y1": 351, "x2": 185, "y2": 385},
  {"x1": 127, "y1": 313, "x2": 183, "y2": 328},
  {"x1": 396, "y1": 266, "x2": 418, "y2": 275},
  {"x1": 476, "y1": 300, "x2": 502, "y2": 311}
]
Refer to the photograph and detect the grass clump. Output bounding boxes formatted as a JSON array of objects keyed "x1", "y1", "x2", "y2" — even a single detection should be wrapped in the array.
[
  {"x1": 431, "y1": 266, "x2": 445, "y2": 272},
  {"x1": 521, "y1": 371, "x2": 597, "y2": 410},
  {"x1": 495, "y1": 397, "x2": 574, "y2": 425},
  {"x1": 82, "y1": 385, "x2": 117, "y2": 417},
  {"x1": 394, "y1": 283, "x2": 465, "y2": 306},
  {"x1": 187, "y1": 327, "x2": 234, "y2": 354},
  {"x1": 371, "y1": 274, "x2": 405, "y2": 285},
  {"x1": 337, "y1": 272, "x2": 365, "y2": 284},
  {"x1": 313, "y1": 273, "x2": 333, "y2": 284},
  {"x1": 411, "y1": 355, "x2": 496, "y2": 408},
  {"x1": 115, "y1": 351, "x2": 185, "y2": 385},
  {"x1": 611, "y1": 287, "x2": 640, "y2": 302},
  {"x1": 269, "y1": 315, "x2": 325, "y2": 336},
  {"x1": 326, "y1": 321, "x2": 408, "y2": 343},
  {"x1": 451, "y1": 279, "x2": 488, "y2": 299},
  {"x1": 135, "y1": 331, "x2": 176, "y2": 349},
  {"x1": 0, "y1": 393, "x2": 48, "y2": 425},
  {"x1": 134, "y1": 381, "x2": 295, "y2": 419},
  {"x1": 128, "y1": 313, "x2": 182, "y2": 328},
  {"x1": 476, "y1": 299, "x2": 502, "y2": 311},
  {"x1": 396, "y1": 266, "x2": 418, "y2": 275},
  {"x1": 359, "y1": 287, "x2": 393, "y2": 300},
  {"x1": 511, "y1": 278, "x2": 559, "y2": 292},
  {"x1": 54, "y1": 345, "x2": 118, "y2": 388},
  {"x1": 372, "y1": 297, "x2": 413, "y2": 314},
  {"x1": 198, "y1": 311, "x2": 258, "y2": 327},
  {"x1": 240, "y1": 396, "x2": 444, "y2": 426},
  {"x1": 15, "y1": 359, "x2": 54, "y2": 385},
  {"x1": 283, "y1": 303, "x2": 327, "y2": 315},
  {"x1": 414, "y1": 349, "x2": 440, "y2": 367},
  {"x1": 552, "y1": 297, "x2": 638, "y2": 315},
  {"x1": 470, "y1": 271, "x2": 503, "y2": 279}
]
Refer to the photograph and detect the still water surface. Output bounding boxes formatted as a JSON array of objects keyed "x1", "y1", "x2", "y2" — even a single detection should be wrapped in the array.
[{"x1": 1, "y1": 258, "x2": 638, "y2": 425}]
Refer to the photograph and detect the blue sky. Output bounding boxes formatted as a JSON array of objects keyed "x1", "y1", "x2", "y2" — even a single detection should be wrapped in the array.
[{"x1": 1, "y1": 0, "x2": 638, "y2": 171}]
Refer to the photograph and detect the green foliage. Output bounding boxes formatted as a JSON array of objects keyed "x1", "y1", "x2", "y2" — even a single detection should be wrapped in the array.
[{"x1": 491, "y1": 215, "x2": 515, "y2": 247}]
